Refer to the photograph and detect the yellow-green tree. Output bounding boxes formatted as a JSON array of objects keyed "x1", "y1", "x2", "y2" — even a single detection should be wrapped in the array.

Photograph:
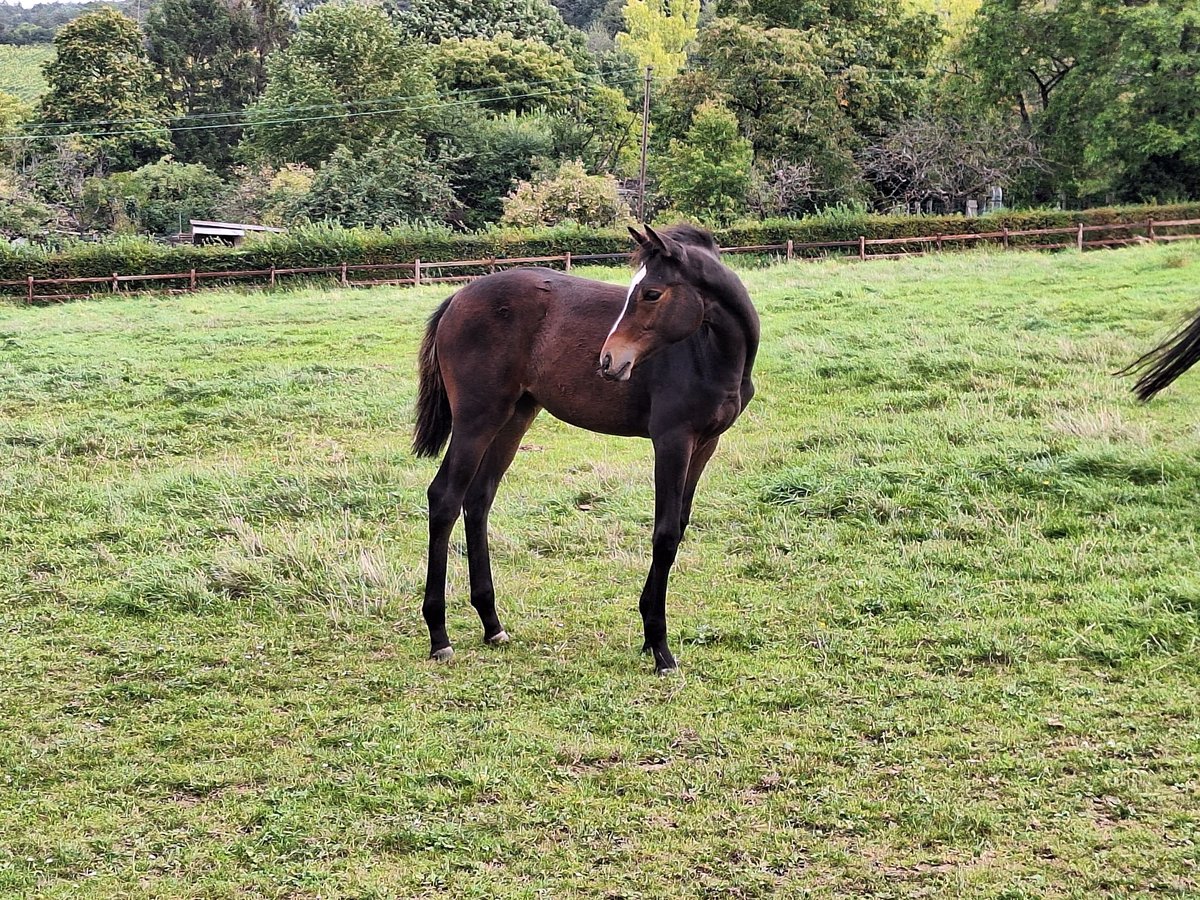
[{"x1": 616, "y1": 0, "x2": 700, "y2": 76}]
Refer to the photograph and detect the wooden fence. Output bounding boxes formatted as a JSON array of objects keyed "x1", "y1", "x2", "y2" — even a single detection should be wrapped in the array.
[{"x1": 3, "y1": 217, "x2": 1198, "y2": 304}]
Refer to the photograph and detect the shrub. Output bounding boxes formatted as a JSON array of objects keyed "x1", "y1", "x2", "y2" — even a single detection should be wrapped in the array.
[{"x1": 500, "y1": 159, "x2": 632, "y2": 229}]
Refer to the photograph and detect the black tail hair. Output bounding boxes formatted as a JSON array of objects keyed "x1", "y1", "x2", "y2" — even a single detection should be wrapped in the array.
[
  {"x1": 412, "y1": 296, "x2": 454, "y2": 457},
  {"x1": 1119, "y1": 307, "x2": 1200, "y2": 402}
]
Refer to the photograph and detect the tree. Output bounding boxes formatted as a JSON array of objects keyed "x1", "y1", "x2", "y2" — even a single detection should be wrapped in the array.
[
  {"x1": 0, "y1": 171, "x2": 52, "y2": 238},
  {"x1": 245, "y1": 3, "x2": 436, "y2": 167},
  {"x1": 548, "y1": 84, "x2": 640, "y2": 176},
  {"x1": 500, "y1": 158, "x2": 631, "y2": 227},
  {"x1": 663, "y1": 19, "x2": 865, "y2": 201},
  {"x1": 0, "y1": 92, "x2": 31, "y2": 166},
  {"x1": 654, "y1": 101, "x2": 752, "y2": 225},
  {"x1": 448, "y1": 112, "x2": 556, "y2": 228},
  {"x1": 858, "y1": 112, "x2": 1044, "y2": 211},
  {"x1": 82, "y1": 158, "x2": 226, "y2": 234},
  {"x1": 220, "y1": 163, "x2": 314, "y2": 226},
  {"x1": 300, "y1": 133, "x2": 461, "y2": 227},
  {"x1": 964, "y1": 0, "x2": 1200, "y2": 203},
  {"x1": 720, "y1": 0, "x2": 940, "y2": 138},
  {"x1": 145, "y1": 0, "x2": 292, "y2": 170},
  {"x1": 615, "y1": 0, "x2": 700, "y2": 76},
  {"x1": 431, "y1": 33, "x2": 583, "y2": 116},
  {"x1": 389, "y1": 0, "x2": 590, "y2": 66},
  {"x1": 37, "y1": 8, "x2": 172, "y2": 172}
]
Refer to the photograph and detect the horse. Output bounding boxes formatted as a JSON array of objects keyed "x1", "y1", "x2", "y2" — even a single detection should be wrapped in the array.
[
  {"x1": 1121, "y1": 306, "x2": 1200, "y2": 401},
  {"x1": 411, "y1": 224, "x2": 760, "y2": 673}
]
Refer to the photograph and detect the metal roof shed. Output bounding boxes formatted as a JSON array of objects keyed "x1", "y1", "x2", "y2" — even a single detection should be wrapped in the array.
[{"x1": 189, "y1": 220, "x2": 285, "y2": 246}]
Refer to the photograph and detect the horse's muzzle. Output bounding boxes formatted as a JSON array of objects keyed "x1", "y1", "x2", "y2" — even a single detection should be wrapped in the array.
[{"x1": 599, "y1": 350, "x2": 632, "y2": 382}]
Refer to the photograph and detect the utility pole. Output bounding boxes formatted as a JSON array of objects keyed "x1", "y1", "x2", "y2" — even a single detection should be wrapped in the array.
[{"x1": 638, "y1": 66, "x2": 652, "y2": 224}]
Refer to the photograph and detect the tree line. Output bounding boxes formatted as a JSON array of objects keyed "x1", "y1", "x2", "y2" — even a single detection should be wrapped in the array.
[{"x1": 0, "y1": 0, "x2": 1197, "y2": 242}]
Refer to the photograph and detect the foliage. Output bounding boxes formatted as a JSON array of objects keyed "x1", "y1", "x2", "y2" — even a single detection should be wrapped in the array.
[
  {"x1": 615, "y1": 0, "x2": 700, "y2": 76},
  {"x1": 144, "y1": 0, "x2": 292, "y2": 170},
  {"x1": 654, "y1": 101, "x2": 752, "y2": 225},
  {"x1": 858, "y1": 111, "x2": 1045, "y2": 210},
  {"x1": 300, "y1": 133, "x2": 461, "y2": 229},
  {"x1": 389, "y1": 0, "x2": 590, "y2": 65},
  {"x1": 0, "y1": 92, "x2": 32, "y2": 165},
  {"x1": 447, "y1": 113, "x2": 556, "y2": 229},
  {"x1": 663, "y1": 18, "x2": 865, "y2": 202},
  {"x1": 963, "y1": 0, "x2": 1200, "y2": 204},
  {"x1": 500, "y1": 158, "x2": 632, "y2": 228},
  {"x1": 36, "y1": 9, "x2": 172, "y2": 172},
  {"x1": 218, "y1": 163, "x2": 315, "y2": 226},
  {"x1": 721, "y1": 0, "x2": 941, "y2": 137},
  {"x1": 547, "y1": 84, "x2": 640, "y2": 177},
  {"x1": 245, "y1": 3, "x2": 436, "y2": 167},
  {"x1": 431, "y1": 33, "x2": 583, "y2": 115},
  {"x1": 0, "y1": 171, "x2": 53, "y2": 238},
  {"x1": 747, "y1": 157, "x2": 822, "y2": 218},
  {"x1": 81, "y1": 158, "x2": 226, "y2": 235}
]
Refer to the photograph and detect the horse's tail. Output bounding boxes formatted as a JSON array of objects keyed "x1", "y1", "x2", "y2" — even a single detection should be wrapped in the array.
[
  {"x1": 1119, "y1": 306, "x2": 1200, "y2": 402},
  {"x1": 412, "y1": 296, "x2": 454, "y2": 457}
]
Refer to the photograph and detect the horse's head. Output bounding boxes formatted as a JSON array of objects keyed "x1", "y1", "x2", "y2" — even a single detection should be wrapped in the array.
[{"x1": 598, "y1": 225, "x2": 713, "y2": 382}]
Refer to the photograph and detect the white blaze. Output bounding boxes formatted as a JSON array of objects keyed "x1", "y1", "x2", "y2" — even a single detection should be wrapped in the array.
[{"x1": 607, "y1": 265, "x2": 647, "y2": 340}]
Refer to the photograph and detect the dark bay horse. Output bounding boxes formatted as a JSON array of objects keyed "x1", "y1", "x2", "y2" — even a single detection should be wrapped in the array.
[
  {"x1": 412, "y1": 224, "x2": 759, "y2": 673},
  {"x1": 1121, "y1": 306, "x2": 1200, "y2": 400}
]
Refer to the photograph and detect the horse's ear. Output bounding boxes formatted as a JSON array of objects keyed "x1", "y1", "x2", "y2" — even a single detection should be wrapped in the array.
[
  {"x1": 628, "y1": 226, "x2": 649, "y2": 247},
  {"x1": 644, "y1": 225, "x2": 682, "y2": 259}
]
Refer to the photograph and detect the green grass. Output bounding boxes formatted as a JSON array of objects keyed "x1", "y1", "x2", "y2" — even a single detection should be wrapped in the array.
[
  {"x1": 0, "y1": 44, "x2": 52, "y2": 103},
  {"x1": 2, "y1": 245, "x2": 1199, "y2": 897}
]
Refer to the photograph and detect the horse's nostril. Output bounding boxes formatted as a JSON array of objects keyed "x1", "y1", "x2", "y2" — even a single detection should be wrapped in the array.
[{"x1": 601, "y1": 352, "x2": 612, "y2": 372}]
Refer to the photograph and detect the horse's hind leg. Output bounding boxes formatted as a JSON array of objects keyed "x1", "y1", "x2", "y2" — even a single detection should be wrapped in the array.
[{"x1": 463, "y1": 395, "x2": 541, "y2": 645}]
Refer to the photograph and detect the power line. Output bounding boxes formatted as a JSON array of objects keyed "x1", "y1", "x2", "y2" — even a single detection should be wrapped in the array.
[{"x1": 13, "y1": 67, "x2": 646, "y2": 135}]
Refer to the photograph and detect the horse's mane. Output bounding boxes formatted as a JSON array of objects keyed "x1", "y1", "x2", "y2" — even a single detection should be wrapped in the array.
[{"x1": 631, "y1": 224, "x2": 721, "y2": 268}]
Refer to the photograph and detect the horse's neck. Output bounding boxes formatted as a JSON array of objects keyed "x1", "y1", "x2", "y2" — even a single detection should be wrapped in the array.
[{"x1": 701, "y1": 270, "x2": 760, "y2": 383}]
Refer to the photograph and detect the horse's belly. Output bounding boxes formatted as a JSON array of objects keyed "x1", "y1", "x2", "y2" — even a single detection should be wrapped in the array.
[{"x1": 535, "y1": 378, "x2": 648, "y2": 438}]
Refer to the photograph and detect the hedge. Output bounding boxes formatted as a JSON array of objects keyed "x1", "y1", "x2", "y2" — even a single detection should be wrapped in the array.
[{"x1": 3, "y1": 203, "x2": 1199, "y2": 296}]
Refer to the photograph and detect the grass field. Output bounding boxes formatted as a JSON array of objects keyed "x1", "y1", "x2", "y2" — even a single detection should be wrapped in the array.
[
  {"x1": 0, "y1": 44, "x2": 51, "y2": 103},
  {"x1": 1, "y1": 245, "x2": 1198, "y2": 897}
]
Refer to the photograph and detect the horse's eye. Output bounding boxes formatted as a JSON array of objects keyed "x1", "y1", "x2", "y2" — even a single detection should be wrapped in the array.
[{"x1": 642, "y1": 289, "x2": 662, "y2": 302}]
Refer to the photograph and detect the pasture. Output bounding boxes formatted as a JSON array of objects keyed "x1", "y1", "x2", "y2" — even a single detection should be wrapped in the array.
[
  {"x1": 1, "y1": 245, "x2": 1198, "y2": 898},
  {"x1": 0, "y1": 44, "x2": 52, "y2": 103}
]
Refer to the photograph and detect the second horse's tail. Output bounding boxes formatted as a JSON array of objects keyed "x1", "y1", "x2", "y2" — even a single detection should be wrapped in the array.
[
  {"x1": 1120, "y1": 307, "x2": 1200, "y2": 402},
  {"x1": 412, "y1": 296, "x2": 454, "y2": 457}
]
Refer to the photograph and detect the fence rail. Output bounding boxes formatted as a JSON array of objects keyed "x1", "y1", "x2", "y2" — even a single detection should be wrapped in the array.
[{"x1": 3, "y1": 218, "x2": 1198, "y2": 304}]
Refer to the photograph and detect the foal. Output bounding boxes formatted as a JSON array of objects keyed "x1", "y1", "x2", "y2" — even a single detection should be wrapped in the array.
[{"x1": 413, "y1": 225, "x2": 759, "y2": 672}]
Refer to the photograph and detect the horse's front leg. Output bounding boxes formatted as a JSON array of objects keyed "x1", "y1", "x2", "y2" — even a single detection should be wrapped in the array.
[{"x1": 639, "y1": 432, "x2": 695, "y2": 674}]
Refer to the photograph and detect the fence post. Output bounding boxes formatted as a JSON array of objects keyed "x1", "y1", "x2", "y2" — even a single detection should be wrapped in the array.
[
  {"x1": 1148, "y1": 218, "x2": 1156, "y2": 242},
  {"x1": 936, "y1": 234, "x2": 943, "y2": 253},
  {"x1": 111, "y1": 272, "x2": 119, "y2": 294},
  {"x1": 564, "y1": 251, "x2": 572, "y2": 273},
  {"x1": 269, "y1": 266, "x2": 276, "y2": 289},
  {"x1": 1002, "y1": 227, "x2": 1009, "y2": 250},
  {"x1": 858, "y1": 235, "x2": 866, "y2": 260},
  {"x1": 786, "y1": 239, "x2": 794, "y2": 262},
  {"x1": 1076, "y1": 222, "x2": 1084, "y2": 251},
  {"x1": 415, "y1": 258, "x2": 422, "y2": 286},
  {"x1": 26, "y1": 275, "x2": 33, "y2": 303},
  {"x1": 340, "y1": 262, "x2": 348, "y2": 287},
  {"x1": 189, "y1": 268, "x2": 197, "y2": 291}
]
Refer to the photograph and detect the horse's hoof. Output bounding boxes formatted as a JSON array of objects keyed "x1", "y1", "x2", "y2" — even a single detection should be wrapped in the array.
[
  {"x1": 485, "y1": 630, "x2": 510, "y2": 645},
  {"x1": 656, "y1": 666, "x2": 680, "y2": 677},
  {"x1": 430, "y1": 646, "x2": 455, "y2": 663}
]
